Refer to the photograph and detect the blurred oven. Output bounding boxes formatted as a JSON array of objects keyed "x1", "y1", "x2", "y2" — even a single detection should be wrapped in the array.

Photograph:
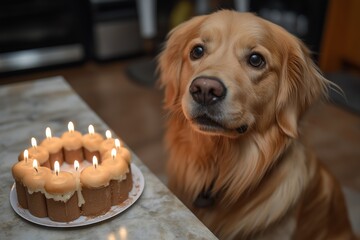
[
  {"x1": 0, "y1": 0, "x2": 88, "y2": 74},
  {"x1": 89, "y1": 0, "x2": 142, "y2": 60}
]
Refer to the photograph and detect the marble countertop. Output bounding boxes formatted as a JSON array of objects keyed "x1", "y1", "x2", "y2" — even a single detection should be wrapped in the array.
[{"x1": 0, "y1": 76, "x2": 217, "y2": 240}]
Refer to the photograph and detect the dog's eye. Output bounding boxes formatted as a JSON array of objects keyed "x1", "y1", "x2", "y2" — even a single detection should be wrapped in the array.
[
  {"x1": 190, "y1": 45, "x2": 205, "y2": 60},
  {"x1": 248, "y1": 53, "x2": 265, "y2": 68}
]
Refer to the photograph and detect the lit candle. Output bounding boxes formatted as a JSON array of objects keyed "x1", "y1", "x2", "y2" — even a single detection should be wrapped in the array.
[
  {"x1": 101, "y1": 139, "x2": 129, "y2": 163},
  {"x1": 54, "y1": 161, "x2": 60, "y2": 176},
  {"x1": 80, "y1": 154, "x2": 112, "y2": 216},
  {"x1": 115, "y1": 139, "x2": 121, "y2": 150},
  {"x1": 44, "y1": 159, "x2": 80, "y2": 222},
  {"x1": 24, "y1": 149, "x2": 29, "y2": 163},
  {"x1": 61, "y1": 121, "x2": 83, "y2": 164},
  {"x1": 82, "y1": 124, "x2": 104, "y2": 162},
  {"x1": 18, "y1": 149, "x2": 30, "y2": 162},
  {"x1": 68, "y1": 121, "x2": 74, "y2": 132},
  {"x1": 89, "y1": 125, "x2": 94, "y2": 135},
  {"x1": 113, "y1": 139, "x2": 132, "y2": 192},
  {"x1": 93, "y1": 156, "x2": 98, "y2": 169},
  {"x1": 33, "y1": 159, "x2": 39, "y2": 173},
  {"x1": 111, "y1": 148, "x2": 116, "y2": 160},
  {"x1": 46, "y1": 127, "x2": 52, "y2": 139},
  {"x1": 31, "y1": 137, "x2": 37, "y2": 149},
  {"x1": 106, "y1": 130, "x2": 112, "y2": 139},
  {"x1": 74, "y1": 160, "x2": 79, "y2": 172},
  {"x1": 22, "y1": 159, "x2": 51, "y2": 218},
  {"x1": 41, "y1": 127, "x2": 64, "y2": 169},
  {"x1": 102, "y1": 149, "x2": 128, "y2": 178},
  {"x1": 101, "y1": 147, "x2": 129, "y2": 205},
  {"x1": 12, "y1": 155, "x2": 34, "y2": 208},
  {"x1": 23, "y1": 159, "x2": 51, "y2": 189},
  {"x1": 28, "y1": 137, "x2": 50, "y2": 168},
  {"x1": 99, "y1": 130, "x2": 115, "y2": 156}
]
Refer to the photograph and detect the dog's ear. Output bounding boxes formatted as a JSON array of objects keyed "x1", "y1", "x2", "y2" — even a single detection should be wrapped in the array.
[
  {"x1": 276, "y1": 36, "x2": 330, "y2": 138},
  {"x1": 158, "y1": 15, "x2": 207, "y2": 109}
]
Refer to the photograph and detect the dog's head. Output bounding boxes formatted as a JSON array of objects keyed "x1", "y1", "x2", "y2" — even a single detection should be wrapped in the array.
[{"x1": 159, "y1": 10, "x2": 329, "y2": 139}]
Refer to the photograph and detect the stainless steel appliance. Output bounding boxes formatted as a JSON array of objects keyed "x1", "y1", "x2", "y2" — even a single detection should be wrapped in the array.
[
  {"x1": 90, "y1": 0, "x2": 142, "y2": 60},
  {"x1": 0, "y1": 0, "x2": 88, "y2": 74}
]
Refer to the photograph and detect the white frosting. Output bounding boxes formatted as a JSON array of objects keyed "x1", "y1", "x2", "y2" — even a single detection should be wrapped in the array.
[
  {"x1": 113, "y1": 173, "x2": 127, "y2": 181},
  {"x1": 27, "y1": 188, "x2": 44, "y2": 195},
  {"x1": 75, "y1": 176, "x2": 85, "y2": 207},
  {"x1": 76, "y1": 189, "x2": 85, "y2": 207},
  {"x1": 44, "y1": 190, "x2": 76, "y2": 202}
]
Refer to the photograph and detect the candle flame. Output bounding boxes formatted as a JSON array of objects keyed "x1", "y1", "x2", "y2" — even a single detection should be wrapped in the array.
[
  {"x1": 54, "y1": 161, "x2": 60, "y2": 176},
  {"x1": 33, "y1": 159, "x2": 38, "y2": 173},
  {"x1": 31, "y1": 137, "x2": 37, "y2": 148},
  {"x1": 105, "y1": 130, "x2": 112, "y2": 139},
  {"x1": 45, "y1": 127, "x2": 52, "y2": 139},
  {"x1": 74, "y1": 160, "x2": 79, "y2": 171},
  {"x1": 111, "y1": 148, "x2": 117, "y2": 159},
  {"x1": 24, "y1": 149, "x2": 29, "y2": 162},
  {"x1": 68, "y1": 121, "x2": 74, "y2": 132},
  {"x1": 115, "y1": 139, "x2": 121, "y2": 149},
  {"x1": 107, "y1": 233, "x2": 116, "y2": 240},
  {"x1": 88, "y1": 125, "x2": 95, "y2": 135},
  {"x1": 119, "y1": 227, "x2": 128, "y2": 240},
  {"x1": 93, "y1": 156, "x2": 98, "y2": 169}
]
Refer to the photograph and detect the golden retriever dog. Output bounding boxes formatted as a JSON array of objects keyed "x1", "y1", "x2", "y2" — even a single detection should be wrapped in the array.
[{"x1": 158, "y1": 10, "x2": 356, "y2": 240}]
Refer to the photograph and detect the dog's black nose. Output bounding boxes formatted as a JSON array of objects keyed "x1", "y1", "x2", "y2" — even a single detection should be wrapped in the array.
[{"x1": 189, "y1": 77, "x2": 226, "y2": 106}]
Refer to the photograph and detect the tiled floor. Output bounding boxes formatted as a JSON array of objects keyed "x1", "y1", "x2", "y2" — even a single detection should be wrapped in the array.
[{"x1": 1, "y1": 58, "x2": 360, "y2": 231}]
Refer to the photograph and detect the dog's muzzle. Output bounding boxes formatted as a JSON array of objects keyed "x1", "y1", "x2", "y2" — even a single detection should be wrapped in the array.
[
  {"x1": 188, "y1": 76, "x2": 249, "y2": 135},
  {"x1": 189, "y1": 77, "x2": 226, "y2": 106}
]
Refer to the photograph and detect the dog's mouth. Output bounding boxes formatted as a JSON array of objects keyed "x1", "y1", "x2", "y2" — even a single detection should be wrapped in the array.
[
  {"x1": 193, "y1": 115, "x2": 248, "y2": 135},
  {"x1": 195, "y1": 115, "x2": 223, "y2": 128}
]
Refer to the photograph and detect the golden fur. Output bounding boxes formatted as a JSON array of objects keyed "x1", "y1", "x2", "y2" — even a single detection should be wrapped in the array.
[{"x1": 158, "y1": 10, "x2": 356, "y2": 240}]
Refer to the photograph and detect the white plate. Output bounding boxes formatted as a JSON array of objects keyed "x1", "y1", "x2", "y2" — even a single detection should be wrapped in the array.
[{"x1": 10, "y1": 163, "x2": 144, "y2": 227}]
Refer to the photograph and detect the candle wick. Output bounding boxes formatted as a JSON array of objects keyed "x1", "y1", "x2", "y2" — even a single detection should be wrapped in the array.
[
  {"x1": 34, "y1": 167, "x2": 38, "y2": 173},
  {"x1": 56, "y1": 171, "x2": 59, "y2": 176}
]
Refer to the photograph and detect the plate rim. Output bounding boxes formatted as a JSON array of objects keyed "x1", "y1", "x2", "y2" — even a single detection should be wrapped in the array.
[{"x1": 10, "y1": 163, "x2": 144, "y2": 228}]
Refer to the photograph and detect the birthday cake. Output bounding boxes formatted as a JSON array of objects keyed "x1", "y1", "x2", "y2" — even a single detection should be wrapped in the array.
[{"x1": 12, "y1": 122, "x2": 133, "y2": 222}]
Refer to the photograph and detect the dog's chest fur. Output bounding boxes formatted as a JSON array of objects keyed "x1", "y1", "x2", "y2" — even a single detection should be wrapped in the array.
[{"x1": 166, "y1": 121, "x2": 313, "y2": 239}]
